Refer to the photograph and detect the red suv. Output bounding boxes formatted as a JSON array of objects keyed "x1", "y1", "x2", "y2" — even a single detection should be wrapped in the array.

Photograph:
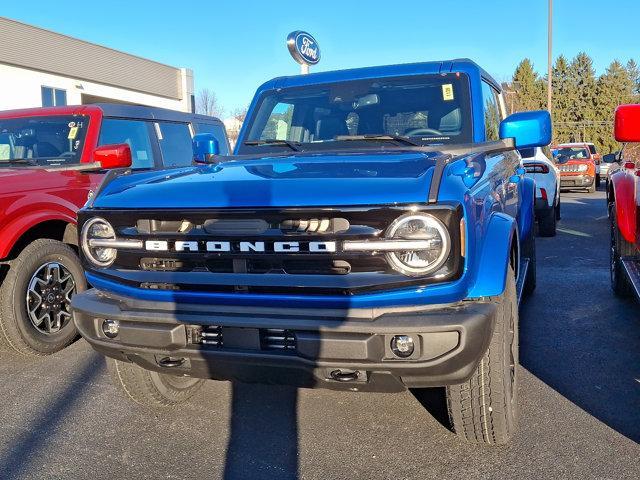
[
  {"x1": 0, "y1": 104, "x2": 228, "y2": 355},
  {"x1": 553, "y1": 142, "x2": 598, "y2": 193}
]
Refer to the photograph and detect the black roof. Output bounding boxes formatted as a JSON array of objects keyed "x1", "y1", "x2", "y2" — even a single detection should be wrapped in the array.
[{"x1": 93, "y1": 103, "x2": 223, "y2": 124}]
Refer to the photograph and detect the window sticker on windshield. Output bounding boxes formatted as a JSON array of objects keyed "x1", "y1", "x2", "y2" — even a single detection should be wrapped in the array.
[
  {"x1": 442, "y1": 84, "x2": 454, "y2": 101},
  {"x1": 68, "y1": 126, "x2": 79, "y2": 140}
]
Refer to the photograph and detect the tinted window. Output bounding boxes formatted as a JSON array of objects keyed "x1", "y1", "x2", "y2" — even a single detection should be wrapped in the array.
[
  {"x1": 99, "y1": 119, "x2": 155, "y2": 169},
  {"x1": 518, "y1": 148, "x2": 536, "y2": 159},
  {"x1": 481, "y1": 81, "x2": 501, "y2": 141},
  {"x1": 554, "y1": 147, "x2": 590, "y2": 163},
  {"x1": 588, "y1": 144, "x2": 597, "y2": 154},
  {"x1": 240, "y1": 73, "x2": 473, "y2": 154},
  {"x1": 157, "y1": 122, "x2": 193, "y2": 168},
  {"x1": 194, "y1": 122, "x2": 230, "y2": 155},
  {"x1": 0, "y1": 115, "x2": 88, "y2": 167}
]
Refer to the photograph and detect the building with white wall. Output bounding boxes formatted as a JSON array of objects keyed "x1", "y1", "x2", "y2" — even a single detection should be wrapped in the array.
[{"x1": 0, "y1": 17, "x2": 194, "y2": 112}]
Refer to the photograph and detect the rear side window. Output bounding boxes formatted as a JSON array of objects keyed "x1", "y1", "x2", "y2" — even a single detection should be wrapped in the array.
[
  {"x1": 194, "y1": 123, "x2": 230, "y2": 155},
  {"x1": 588, "y1": 144, "x2": 597, "y2": 154},
  {"x1": 156, "y1": 122, "x2": 193, "y2": 168},
  {"x1": 481, "y1": 81, "x2": 501, "y2": 141},
  {"x1": 99, "y1": 119, "x2": 155, "y2": 169}
]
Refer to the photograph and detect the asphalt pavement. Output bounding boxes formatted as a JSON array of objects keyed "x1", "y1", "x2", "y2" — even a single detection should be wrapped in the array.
[{"x1": 0, "y1": 188, "x2": 638, "y2": 480}]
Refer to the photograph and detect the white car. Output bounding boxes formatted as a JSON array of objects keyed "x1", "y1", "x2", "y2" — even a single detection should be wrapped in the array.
[{"x1": 520, "y1": 147, "x2": 560, "y2": 237}]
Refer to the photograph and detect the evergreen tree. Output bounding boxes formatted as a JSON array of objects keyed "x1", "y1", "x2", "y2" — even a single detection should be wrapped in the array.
[
  {"x1": 596, "y1": 60, "x2": 635, "y2": 152},
  {"x1": 512, "y1": 59, "x2": 545, "y2": 112},
  {"x1": 568, "y1": 52, "x2": 598, "y2": 143},
  {"x1": 626, "y1": 59, "x2": 640, "y2": 98},
  {"x1": 551, "y1": 55, "x2": 577, "y2": 144}
]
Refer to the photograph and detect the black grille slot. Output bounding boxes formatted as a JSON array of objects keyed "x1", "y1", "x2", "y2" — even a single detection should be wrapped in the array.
[
  {"x1": 200, "y1": 325, "x2": 223, "y2": 346},
  {"x1": 260, "y1": 329, "x2": 296, "y2": 351}
]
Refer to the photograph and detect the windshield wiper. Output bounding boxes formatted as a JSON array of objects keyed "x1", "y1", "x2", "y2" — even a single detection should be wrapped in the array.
[
  {"x1": 334, "y1": 134, "x2": 420, "y2": 146},
  {"x1": 244, "y1": 139, "x2": 303, "y2": 152},
  {"x1": 0, "y1": 158, "x2": 38, "y2": 166}
]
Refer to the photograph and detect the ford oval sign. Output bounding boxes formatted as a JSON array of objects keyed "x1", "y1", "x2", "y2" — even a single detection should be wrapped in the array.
[{"x1": 287, "y1": 31, "x2": 320, "y2": 66}]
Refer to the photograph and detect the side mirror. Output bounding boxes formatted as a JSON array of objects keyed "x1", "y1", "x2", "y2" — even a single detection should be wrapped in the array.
[
  {"x1": 603, "y1": 153, "x2": 617, "y2": 163},
  {"x1": 193, "y1": 133, "x2": 220, "y2": 164},
  {"x1": 615, "y1": 104, "x2": 640, "y2": 142},
  {"x1": 499, "y1": 111, "x2": 552, "y2": 149},
  {"x1": 93, "y1": 144, "x2": 132, "y2": 169}
]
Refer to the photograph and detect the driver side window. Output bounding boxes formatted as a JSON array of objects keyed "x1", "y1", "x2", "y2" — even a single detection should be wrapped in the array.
[{"x1": 98, "y1": 119, "x2": 155, "y2": 169}]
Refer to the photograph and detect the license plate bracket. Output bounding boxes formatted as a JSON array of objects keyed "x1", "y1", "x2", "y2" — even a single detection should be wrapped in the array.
[{"x1": 221, "y1": 327, "x2": 261, "y2": 350}]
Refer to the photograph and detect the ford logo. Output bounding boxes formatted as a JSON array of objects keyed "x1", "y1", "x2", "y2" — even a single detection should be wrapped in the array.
[{"x1": 287, "y1": 31, "x2": 320, "y2": 66}]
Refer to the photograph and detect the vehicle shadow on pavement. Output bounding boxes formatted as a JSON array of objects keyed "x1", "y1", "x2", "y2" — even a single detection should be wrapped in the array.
[
  {"x1": 520, "y1": 192, "x2": 640, "y2": 444},
  {"x1": 0, "y1": 352, "x2": 104, "y2": 479},
  {"x1": 223, "y1": 382, "x2": 299, "y2": 480}
]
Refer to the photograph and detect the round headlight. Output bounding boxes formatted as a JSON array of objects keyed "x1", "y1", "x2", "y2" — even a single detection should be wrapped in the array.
[
  {"x1": 385, "y1": 214, "x2": 451, "y2": 276},
  {"x1": 81, "y1": 217, "x2": 117, "y2": 267},
  {"x1": 578, "y1": 164, "x2": 588, "y2": 172}
]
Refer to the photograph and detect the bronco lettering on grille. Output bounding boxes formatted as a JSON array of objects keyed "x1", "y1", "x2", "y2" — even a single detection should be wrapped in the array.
[{"x1": 151, "y1": 240, "x2": 338, "y2": 253}]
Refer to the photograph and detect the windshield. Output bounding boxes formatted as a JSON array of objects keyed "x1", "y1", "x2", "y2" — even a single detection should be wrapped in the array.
[
  {"x1": 554, "y1": 147, "x2": 590, "y2": 163},
  {"x1": 0, "y1": 115, "x2": 89, "y2": 167},
  {"x1": 239, "y1": 73, "x2": 472, "y2": 154}
]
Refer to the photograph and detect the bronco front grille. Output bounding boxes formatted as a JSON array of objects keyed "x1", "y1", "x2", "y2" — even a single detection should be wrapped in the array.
[{"x1": 84, "y1": 205, "x2": 463, "y2": 295}]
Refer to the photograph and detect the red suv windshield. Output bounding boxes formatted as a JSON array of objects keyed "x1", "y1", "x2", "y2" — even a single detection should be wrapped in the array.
[
  {"x1": 0, "y1": 114, "x2": 89, "y2": 167},
  {"x1": 555, "y1": 147, "x2": 590, "y2": 163}
]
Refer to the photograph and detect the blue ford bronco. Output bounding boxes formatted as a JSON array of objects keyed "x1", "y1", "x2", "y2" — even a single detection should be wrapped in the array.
[{"x1": 72, "y1": 59, "x2": 551, "y2": 445}]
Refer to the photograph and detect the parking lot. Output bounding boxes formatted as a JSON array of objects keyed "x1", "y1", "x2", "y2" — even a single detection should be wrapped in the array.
[{"x1": 0, "y1": 188, "x2": 637, "y2": 480}]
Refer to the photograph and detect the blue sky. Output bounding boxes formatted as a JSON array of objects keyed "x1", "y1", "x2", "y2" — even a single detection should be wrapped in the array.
[{"x1": 3, "y1": 0, "x2": 638, "y2": 115}]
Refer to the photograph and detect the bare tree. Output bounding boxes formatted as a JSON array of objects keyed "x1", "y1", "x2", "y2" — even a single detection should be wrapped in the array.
[
  {"x1": 225, "y1": 107, "x2": 248, "y2": 148},
  {"x1": 196, "y1": 88, "x2": 223, "y2": 118}
]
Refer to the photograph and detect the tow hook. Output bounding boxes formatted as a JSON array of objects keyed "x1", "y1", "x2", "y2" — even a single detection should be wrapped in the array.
[
  {"x1": 330, "y1": 369, "x2": 361, "y2": 382},
  {"x1": 157, "y1": 356, "x2": 186, "y2": 368}
]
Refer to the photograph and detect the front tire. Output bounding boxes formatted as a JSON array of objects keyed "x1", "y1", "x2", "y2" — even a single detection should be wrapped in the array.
[
  {"x1": 588, "y1": 181, "x2": 596, "y2": 193},
  {"x1": 108, "y1": 358, "x2": 205, "y2": 407},
  {"x1": 610, "y1": 204, "x2": 635, "y2": 297},
  {"x1": 446, "y1": 266, "x2": 519, "y2": 445},
  {"x1": 0, "y1": 239, "x2": 85, "y2": 355}
]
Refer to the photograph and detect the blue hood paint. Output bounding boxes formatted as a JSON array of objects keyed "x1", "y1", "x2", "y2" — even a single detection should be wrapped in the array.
[{"x1": 93, "y1": 151, "x2": 443, "y2": 209}]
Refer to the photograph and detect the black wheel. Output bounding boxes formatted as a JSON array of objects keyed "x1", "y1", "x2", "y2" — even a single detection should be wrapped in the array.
[
  {"x1": 107, "y1": 358, "x2": 205, "y2": 407},
  {"x1": 610, "y1": 204, "x2": 635, "y2": 297},
  {"x1": 538, "y1": 205, "x2": 557, "y2": 237},
  {"x1": 446, "y1": 266, "x2": 519, "y2": 445},
  {"x1": 588, "y1": 181, "x2": 596, "y2": 193},
  {"x1": 555, "y1": 197, "x2": 561, "y2": 220},
  {"x1": 595, "y1": 174, "x2": 601, "y2": 188},
  {"x1": 0, "y1": 239, "x2": 85, "y2": 355}
]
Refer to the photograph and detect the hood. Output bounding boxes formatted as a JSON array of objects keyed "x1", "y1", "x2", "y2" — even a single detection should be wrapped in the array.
[
  {"x1": 92, "y1": 151, "x2": 444, "y2": 209},
  {"x1": 0, "y1": 167, "x2": 69, "y2": 195}
]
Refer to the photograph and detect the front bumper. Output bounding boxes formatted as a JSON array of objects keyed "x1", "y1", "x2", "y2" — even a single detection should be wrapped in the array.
[
  {"x1": 72, "y1": 289, "x2": 498, "y2": 393},
  {"x1": 560, "y1": 175, "x2": 594, "y2": 188}
]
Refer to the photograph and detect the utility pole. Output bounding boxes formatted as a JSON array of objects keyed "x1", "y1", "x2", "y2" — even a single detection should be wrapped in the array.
[{"x1": 548, "y1": 0, "x2": 553, "y2": 114}]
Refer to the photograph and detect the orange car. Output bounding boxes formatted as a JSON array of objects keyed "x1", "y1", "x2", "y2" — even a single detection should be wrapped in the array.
[{"x1": 552, "y1": 143, "x2": 597, "y2": 193}]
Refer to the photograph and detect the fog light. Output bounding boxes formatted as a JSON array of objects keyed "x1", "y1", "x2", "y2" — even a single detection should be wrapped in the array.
[
  {"x1": 391, "y1": 335, "x2": 415, "y2": 358},
  {"x1": 102, "y1": 319, "x2": 120, "y2": 338}
]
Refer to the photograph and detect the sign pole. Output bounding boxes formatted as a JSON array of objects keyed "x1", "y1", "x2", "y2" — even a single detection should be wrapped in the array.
[{"x1": 301, "y1": 64, "x2": 309, "y2": 75}]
